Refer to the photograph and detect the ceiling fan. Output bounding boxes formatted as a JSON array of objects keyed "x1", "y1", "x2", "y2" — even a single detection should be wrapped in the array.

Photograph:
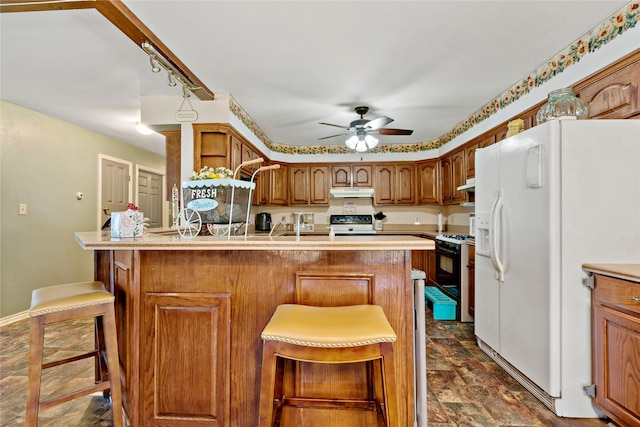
[{"x1": 319, "y1": 106, "x2": 414, "y2": 152}]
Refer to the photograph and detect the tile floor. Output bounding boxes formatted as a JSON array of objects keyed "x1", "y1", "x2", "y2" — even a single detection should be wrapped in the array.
[{"x1": 0, "y1": 309, "x2": 612, "y2": 426}]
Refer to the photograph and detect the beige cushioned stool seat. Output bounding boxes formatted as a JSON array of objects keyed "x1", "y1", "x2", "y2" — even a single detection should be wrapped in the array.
[
  {"x1": 30, "y1": 281, "x2": 114, "y2": 316},
  {"x1": 261, "y1": 304, "x2": 396, "y2": 347}
]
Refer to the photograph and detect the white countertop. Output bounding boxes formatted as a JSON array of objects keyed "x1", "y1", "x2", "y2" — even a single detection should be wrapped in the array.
[{"x1": 75, "y1": 230, "x2": 435, "y2": 251}]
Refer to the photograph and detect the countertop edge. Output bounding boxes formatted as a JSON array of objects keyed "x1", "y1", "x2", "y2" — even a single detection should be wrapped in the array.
[
  {"x1": 582, "y1": 263, "x2": 640, "y2": 283},
  {"x1": 75, "y1": 232, "x2": 435, "y2": 251}
]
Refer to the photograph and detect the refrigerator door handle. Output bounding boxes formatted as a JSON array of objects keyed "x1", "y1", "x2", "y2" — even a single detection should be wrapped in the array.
[{"x1": 489, "y1": 190, "x2": 505, "y2": 282}]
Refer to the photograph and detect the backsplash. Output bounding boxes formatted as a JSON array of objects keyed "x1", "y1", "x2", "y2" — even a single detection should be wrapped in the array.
[{"x1": 254, "y1": 200, "x2": 474, "y2": 232}]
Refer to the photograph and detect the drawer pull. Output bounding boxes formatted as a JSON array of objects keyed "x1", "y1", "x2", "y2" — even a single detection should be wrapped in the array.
[{"x1": 632, "y1": 295, "x2": 640, "y2": 303}]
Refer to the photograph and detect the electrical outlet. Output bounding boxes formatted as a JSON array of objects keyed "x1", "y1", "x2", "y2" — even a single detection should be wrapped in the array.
[{"x1": 19, "y1": 203, "x2": 27, "y2": 215}]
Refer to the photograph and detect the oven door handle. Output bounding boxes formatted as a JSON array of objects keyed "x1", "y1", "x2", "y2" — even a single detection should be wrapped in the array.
[{"x1": 436, "y1": 246, "x2": 459, "y2": 256}]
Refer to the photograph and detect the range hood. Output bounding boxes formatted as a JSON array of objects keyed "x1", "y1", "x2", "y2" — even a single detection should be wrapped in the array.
[
  {"x1": 456, "y1": 177, "x2": 475, "y2": 192},
  {"x1": 329, "y1": 188, "x2": 374, "y2": 198}
]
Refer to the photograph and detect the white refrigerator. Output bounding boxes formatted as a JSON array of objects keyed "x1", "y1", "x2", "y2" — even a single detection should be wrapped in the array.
[{"x1": 474, "y1": 119, "x2": 640, "y2": 417}]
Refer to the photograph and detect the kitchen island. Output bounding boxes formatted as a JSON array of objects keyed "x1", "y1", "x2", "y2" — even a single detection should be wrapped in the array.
[{"x1": 75, "y1": 231, "x2": 433, "y2": 427}]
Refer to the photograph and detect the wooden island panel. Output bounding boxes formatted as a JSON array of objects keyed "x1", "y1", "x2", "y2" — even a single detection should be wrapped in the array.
[{"x1": 97, "y1": 247, "x2": 416, "y2": 427}]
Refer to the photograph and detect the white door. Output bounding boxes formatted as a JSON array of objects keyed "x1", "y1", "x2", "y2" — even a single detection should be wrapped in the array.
[
  {"x1": 101, "y1": 157, "x2": 131, "y2": 227},
  {"x1": 138, "y1": 170, "x2": 163, "y2": 228}
]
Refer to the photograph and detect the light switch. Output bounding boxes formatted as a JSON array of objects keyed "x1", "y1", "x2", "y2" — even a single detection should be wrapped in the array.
[{"x1": 19, "y1": 204, "x2": 27, "y2": 215}]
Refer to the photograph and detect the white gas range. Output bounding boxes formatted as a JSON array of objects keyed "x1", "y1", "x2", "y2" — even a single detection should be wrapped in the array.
[
  {"x1": 329, "y1": 214, "x2": 377, "y2": 235},
  {"x1": 434, "y1": 234, "x2": 473, "y2": 322}
]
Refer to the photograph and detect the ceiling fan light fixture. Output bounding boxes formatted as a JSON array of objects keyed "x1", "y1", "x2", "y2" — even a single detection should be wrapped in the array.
[
  {"x1": 345, "y1": 135, "x2": 358, "y2": 149},
  {"x1": 365, "y1": 134, "x2": 378, "y2": 149},
  {"x1": 355, "y1": 138, "x2": 368, "y2": 152}
]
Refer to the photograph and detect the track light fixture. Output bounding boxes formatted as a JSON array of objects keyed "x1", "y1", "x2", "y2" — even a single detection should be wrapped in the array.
[
  {"x1": 149, "y1": 55, "x2": 161, "y2": 73},
  {"x1": 167, "y1": 70, "x2": 177, "y2": 87},
  {"x1": 142, "y1": 42, "x2": 199, "y2": 93}
]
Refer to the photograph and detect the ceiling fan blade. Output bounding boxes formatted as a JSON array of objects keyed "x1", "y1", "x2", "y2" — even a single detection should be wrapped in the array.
[
  {"x1": 318, "y1": 133, "x2": 348, "y2": 140},
  {"x1": 377, "y1": 128, "x2": 414, "y2": 136},
  {"x1": 319, "y1": 122, "x2": 349, "y2": 129},
  {"x1": 364, "y1": 116, "x2": 394, "y2": 130}
]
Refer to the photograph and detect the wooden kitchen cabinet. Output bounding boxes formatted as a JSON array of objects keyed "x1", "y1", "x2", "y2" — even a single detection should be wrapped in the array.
[
  {"x1": 373, "y1": 164, "x2": 415, "y2": 205},
  {"x1": 586, "y1": 264, "x2": 640, "y2": 427},
  {"x1": 427, "y1": 247, "x2": 437, "y2": 286},
  {"x1": 464, "y1": 142, "x2": 478, "y2": 179},
  {"x1": 290, "y1": 164, "x2": 329, "y2": 205},
  {"x1": 576, "y1": 52, "x2": 639, "y2": 120},
  {"x1": 468, "y1": 245, "x2": 475, "y2": 317},
  {"x1": 193, "y1": 123, "x2": 264, "y2": 177},
  {"x1": 269, "y1": 163, "x2": 289, "y2": 205},
  {"x1": 418, "y1": 160, "x2": 439, "y2": 204},
  {"x1": 331, "y1": 164, "x2": 372, "y2": 188},
  {"x1": 440, "y1": 149, "x2": 467, "y2": 204}
]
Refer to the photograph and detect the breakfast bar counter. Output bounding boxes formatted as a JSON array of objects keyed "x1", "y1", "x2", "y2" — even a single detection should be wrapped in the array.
[{"x1": 75, "y1": 231, "x2": 433, "y2": 427}]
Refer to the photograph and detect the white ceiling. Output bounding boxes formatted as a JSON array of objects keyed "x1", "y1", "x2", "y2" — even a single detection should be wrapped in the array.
[{"x1": 0, "y1": 1, "x2": 631, "y2": 157}]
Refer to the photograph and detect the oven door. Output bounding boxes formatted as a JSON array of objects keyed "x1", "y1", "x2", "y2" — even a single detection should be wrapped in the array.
[{"x1": 435, "y1": 242, "x2": 461, "y2": 298}]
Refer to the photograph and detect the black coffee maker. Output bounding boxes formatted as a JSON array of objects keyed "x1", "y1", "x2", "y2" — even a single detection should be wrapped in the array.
[{"x1": 255, "y1": 213, "x2": 272, "y2": 231}]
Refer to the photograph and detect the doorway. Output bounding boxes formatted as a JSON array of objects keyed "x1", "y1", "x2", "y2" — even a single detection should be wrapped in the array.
[
  {"x1": 137, "y1": 168, "x2": 164, "y2": 228},
  {"x1": 99, "y1": 155, "x2": 132, "y2": 229}
]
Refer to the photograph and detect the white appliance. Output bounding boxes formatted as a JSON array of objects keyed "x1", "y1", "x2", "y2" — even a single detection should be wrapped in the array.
[
  {"x1": 329, "y1": 214, "x2": 376, "y2": 235},
  {"x1": 474, "y1": 119, "x2": 640, "y2": 417}
]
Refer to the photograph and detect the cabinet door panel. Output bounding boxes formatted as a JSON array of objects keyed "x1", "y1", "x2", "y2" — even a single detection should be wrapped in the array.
[
  {"x1": 418, "y1": 160, "x2": 439, "y2": 204},
  {"x1": 331, "y1": 166, "x2": 351, "y2": 187},
  {"x1": 353, "y1": 165, "x2": 372, "y2": 187},
  {"x1": 374, "y1": 165, "x2": 394, "y2": 205},
  {"x1": 396, "y1": 164, "x2": 416, "y2": 204},
  {"x1": 143, "y1": 293, "x2": 231, "y2": 427},
  {"x1": 310, "y1": 166, "x2": 329, "y2": 205},
  {"x1": 290, "y1": 166, "x2": 309, "y2": 205}
]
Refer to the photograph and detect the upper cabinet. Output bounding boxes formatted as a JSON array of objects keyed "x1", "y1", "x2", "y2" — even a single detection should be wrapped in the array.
[
  {"x1": 373, "y1": 164, "x2": 416, "y2": 206},
  {"x1": 269, "y1": 163, "x2": 289, "y2": 206},
  {"x1": 576, "y1": 54, "x2": 639, "y2": 120},
  {"x1": 193, "y1": 123, "x2": 265, "y2": 177},
  {"x1": 290, "y1": 165, "x2": 330, "y2": 206},
  {"x1": 441, "y1": 150, "x2": 467, "y2": 204},
  {"x1": 331, "y1": 165, "x2": 373, "y2": 188},
  {"x1": 418, "y1": 160, "x2": 439, "y2": 204}
]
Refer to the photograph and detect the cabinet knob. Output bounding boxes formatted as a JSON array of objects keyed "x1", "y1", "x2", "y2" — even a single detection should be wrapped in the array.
[{"x1": 632, "y1": 295, "x2": 640, "y2": 303}]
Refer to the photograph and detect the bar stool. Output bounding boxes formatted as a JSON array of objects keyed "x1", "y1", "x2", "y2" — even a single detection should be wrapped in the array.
[
  {"x1": 25, "y1": 281, "x2": 122, "y2": 427},
  {"x1": 258, "y1": 304, "x2": 398, "y2": 426}
]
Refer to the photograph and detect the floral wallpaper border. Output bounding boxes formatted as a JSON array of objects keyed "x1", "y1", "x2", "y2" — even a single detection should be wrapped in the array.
[{"x1": 229, "y1": 1, "x2": 638, "y2": 156}]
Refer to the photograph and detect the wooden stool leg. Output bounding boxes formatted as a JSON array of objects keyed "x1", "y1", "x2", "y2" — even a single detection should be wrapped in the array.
[
  {"x1": 258, "y1": 340, "x2": 279, "y2": 427},
  {"x1": 380, "y1": 342, "x2": 398, "y2": 427},
  {"x1": 94, "y1": 315, "x2": 110, "y2": 398},
  {"x1": 25, "y1": 316, "x2": 45, "y2": 427},
  {"x1": 102, "y1": 304, "x2": 123, "y2": 427}
]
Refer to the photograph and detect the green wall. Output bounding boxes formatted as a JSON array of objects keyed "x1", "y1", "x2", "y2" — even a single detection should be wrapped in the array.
[{"x1": 0, "y1": 101, "x2": 166, "y2": 317}]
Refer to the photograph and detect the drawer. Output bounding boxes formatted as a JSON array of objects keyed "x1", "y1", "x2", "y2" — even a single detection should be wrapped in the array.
[{"x1": 593, "y1": 274, "x2": 640, "y2": 316}]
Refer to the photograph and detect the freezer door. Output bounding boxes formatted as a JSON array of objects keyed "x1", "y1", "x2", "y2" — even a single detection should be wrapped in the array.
[{"x1": 474, "y1": 143, "x2": 502, "y2": 351}]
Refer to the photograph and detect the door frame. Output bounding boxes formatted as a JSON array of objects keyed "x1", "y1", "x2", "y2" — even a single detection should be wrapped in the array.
[
  {"x1": 98, "y1": 154, "x2": 133, "y2": 229},
  {"x1": 135, "y1": 164, "x2": 167, "y2": 228}
]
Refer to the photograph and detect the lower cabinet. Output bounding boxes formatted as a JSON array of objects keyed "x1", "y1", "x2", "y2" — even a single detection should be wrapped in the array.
[
  {"x1": 467, "y1": 245, "x2": 475, "y2": 317},
  {"x1": 587, "y1": 265, "x2": 640, "y2": 427},
  {"x1": 143, "y1": 293, "x2": 231, "y2": 427}
]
